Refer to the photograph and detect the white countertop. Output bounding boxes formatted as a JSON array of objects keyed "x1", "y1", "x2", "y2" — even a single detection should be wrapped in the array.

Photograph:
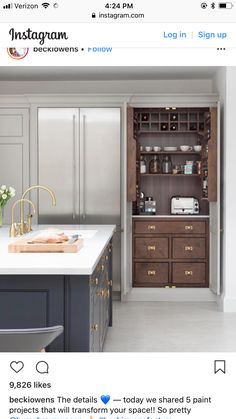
[{"x1": 0, "y1": 225, "x2": 116, "y2": 275}]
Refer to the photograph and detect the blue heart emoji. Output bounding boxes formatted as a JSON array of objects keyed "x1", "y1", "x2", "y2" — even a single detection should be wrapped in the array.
[{"x1": 101, "y1": 395, "x2": 110, "y2": 405}]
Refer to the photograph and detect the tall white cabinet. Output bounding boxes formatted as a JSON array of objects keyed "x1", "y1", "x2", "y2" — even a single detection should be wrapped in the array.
[{"x1": 0, "y1": 108, "x2": 29, "y2": 224}]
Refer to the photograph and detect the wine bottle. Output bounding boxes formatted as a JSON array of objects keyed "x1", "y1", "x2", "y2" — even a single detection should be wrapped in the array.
[{"x1": 202, "y1": 168, "x2": 208, "y2": 197}]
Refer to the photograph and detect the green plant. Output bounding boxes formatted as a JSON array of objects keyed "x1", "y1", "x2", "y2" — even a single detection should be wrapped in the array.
[{"x1": 0, "y1": 185, "x2": 16, "y2": 209}]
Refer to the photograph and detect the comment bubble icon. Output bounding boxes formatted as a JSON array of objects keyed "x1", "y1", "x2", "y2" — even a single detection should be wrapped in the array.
[{"x1": 36, "y1": 361, "x2": 49, "y2": 374}]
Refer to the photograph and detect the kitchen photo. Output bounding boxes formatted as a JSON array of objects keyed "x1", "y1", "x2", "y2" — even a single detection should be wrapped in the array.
[{"x1": 0, "y1": 66, "x2": 236, "y2": 352}]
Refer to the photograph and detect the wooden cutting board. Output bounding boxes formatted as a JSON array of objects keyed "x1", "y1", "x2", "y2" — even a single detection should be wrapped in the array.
[{"x1": 8, "y1": 237, "x2": 83, "y2": 253}]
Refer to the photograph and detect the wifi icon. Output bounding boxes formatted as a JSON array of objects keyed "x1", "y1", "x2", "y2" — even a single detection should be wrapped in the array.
[{"x1": 42, "y1": 2, "x2": 50, "y2": 8}]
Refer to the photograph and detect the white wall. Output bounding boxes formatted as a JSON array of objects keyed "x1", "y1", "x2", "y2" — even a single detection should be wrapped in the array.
[
  {"x1": 221, "y1": 67, "x2": 236, "y2": 311},
  {"x1": 212, "y1": 68, "x2": 226, "y2": 300},
  {"x1": 214, "y1": 67, "x2": 236, "y2": 311},
  {"x1": 0, "y1": 79, "x2": 213, "y2": 95}
]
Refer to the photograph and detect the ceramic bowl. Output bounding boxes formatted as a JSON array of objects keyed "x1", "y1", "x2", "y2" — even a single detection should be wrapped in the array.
[
  {"x1": 163, "y1": 146, "x2": 177, "y2": 152},
  {"x1": 193, "y1": 145, "x2": 202, "y2": 152},
  {"x1": 180, "y1": 145, "x2": 192, "y2": 152},
  {"x1": 153, "y1": 146, "x2": 161, "y2": 152},
  {"x1": 145, "y1": 146, "x2": 152, "y2": 152}
]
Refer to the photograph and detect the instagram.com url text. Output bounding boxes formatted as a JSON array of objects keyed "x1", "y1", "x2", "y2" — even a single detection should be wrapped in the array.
[{"x1": 98, "y1": 12, "x2": 145, "y2": 20}]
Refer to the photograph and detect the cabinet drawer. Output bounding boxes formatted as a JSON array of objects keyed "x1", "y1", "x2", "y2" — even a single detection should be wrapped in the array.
[
  {"x1": 134, "y1": 263, "x2": 169, "y2": 285},
  {"x1": 173, "y1": 263, "x2": 207, "y2": 285},
  {"x1": 134, "y1": 220, "x2": 206, "y2": 235},
  {"x1": 172, "y1": 238, "x2": 206, "y2": 259},
  {"x1": 134, "y1": 238, "x2": 168, "y2": 259}
]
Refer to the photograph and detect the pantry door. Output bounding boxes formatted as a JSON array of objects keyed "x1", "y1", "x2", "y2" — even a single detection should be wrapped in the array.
[{"x1": 209, "y1": 104, "x2": 221, "y2": 295}]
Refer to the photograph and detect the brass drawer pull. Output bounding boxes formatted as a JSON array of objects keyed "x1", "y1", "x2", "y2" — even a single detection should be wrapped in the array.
[
  {"x1": 185, "y1": 246, "x2": 193, "y2": 251},
  {"x1": 90, "y1": 277, "x2": 99, "y2": 286},
  {"x1": 147, "y1": 245, "x2": 156, "y2": 251},
  {"x1": 148, "y1": 225, "x2": 156, "y2": 231},
  {"x1": 91, "y1": 324, "x2": 98, "y2": 332},
  {"x1": 185, "y1": 270, "x2": 193, "y2": 276},
  {"x1": 185, "y1": 225, "x2": 193, "y2": 230},
  {"x1": 148, "y1": 270, "x2": 156, "y2": 276}
]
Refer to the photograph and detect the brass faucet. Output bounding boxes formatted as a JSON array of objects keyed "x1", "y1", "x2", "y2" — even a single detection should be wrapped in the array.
[
  {"x1": 21, "y1": 185, "x2": 56, "y2": 234},
  {"x1": 9, "y1": 199, "x2": 36, "y2": 237}
]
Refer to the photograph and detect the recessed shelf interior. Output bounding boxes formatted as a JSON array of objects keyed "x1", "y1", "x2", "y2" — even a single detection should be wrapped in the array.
[
  {"x1": 137, "y1": 108, "x2": 207, "y2": 133},
  {"x1": 134, "y1": 107, "x2": 210, "y2": 216}
]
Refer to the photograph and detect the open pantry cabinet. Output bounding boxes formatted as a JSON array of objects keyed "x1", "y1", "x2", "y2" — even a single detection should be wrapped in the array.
[{"x1": 126, "y1": 100, "x2": 220, "y2": 296}]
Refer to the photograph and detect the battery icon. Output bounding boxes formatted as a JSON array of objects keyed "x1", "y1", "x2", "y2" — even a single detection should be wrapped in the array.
[{"x1": 218, "y1": 2, "x2": 234, "y2": 7}]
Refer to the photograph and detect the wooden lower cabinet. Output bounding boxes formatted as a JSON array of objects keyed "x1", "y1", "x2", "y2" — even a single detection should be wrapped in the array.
[
  {"x1": 135, "y1": 237, "x2": 169, "y2": 259},
  {"x1": 172, "y1": 238, "x2": 206, "y2": 259},
  {"x1": 134, "y1": 220, "x2": 206, "y2": 235},
  {"x1": 133, "y1": 218, "x2": 209, "y2": 288},
  {"x1": 135, "y1": 262, "x2": 169, "y2": 286},
  {"x1": 172, "y1": 263, "x2": 206, "y2": 285}
]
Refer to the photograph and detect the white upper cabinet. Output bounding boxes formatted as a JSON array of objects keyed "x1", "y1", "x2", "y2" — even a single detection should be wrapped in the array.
[{"x1": 0, "y1": 109, "x2": 29, "y2": 224}]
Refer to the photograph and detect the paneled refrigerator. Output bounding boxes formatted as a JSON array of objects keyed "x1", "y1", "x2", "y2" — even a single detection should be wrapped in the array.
[{"x1": 38, "y1": 107, "x2": 121, "y2": 290}]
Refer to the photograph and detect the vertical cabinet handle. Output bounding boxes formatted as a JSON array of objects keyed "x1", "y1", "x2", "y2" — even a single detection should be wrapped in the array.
[
  {"x1": 72, "y1": 115, "x2": 76, "y2": 219},
  {"x1": 81, "y1": 114, "x2": 86, "y2": 220}
]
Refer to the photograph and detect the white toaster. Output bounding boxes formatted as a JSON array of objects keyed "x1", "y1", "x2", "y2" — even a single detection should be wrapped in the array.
[{"x1": 171, "y1": 197, "x2": 199, "y2": 215}]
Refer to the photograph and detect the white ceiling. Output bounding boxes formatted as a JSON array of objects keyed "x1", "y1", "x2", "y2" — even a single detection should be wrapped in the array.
[{"x1": 0, "y1": 66, "x2": 221, "y2": 81}]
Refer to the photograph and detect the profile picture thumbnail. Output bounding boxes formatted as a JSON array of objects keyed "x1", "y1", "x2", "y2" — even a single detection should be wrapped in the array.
[{"x1": 7, "y1": 48, "x2": 29, "y2": 60}]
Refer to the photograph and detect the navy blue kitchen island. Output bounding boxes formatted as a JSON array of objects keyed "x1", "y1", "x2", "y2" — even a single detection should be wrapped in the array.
[{"x1": 0, "y1": 225, "x2": 114, "y2": 352}]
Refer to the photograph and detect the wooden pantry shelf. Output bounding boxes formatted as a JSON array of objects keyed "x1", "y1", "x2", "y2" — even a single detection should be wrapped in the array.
[
  {"x1": 138, "y1": 130, "x2": 201, "y2": 134},
  {"x1": 141, "y1": 174, "x2": 201, "y2": 177},
  {"x1": 140, "y1": 151, "x2": 201, "y2": 155}
]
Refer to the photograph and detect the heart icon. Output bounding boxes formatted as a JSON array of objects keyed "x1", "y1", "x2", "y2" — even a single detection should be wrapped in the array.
[
  {"x1": 10, "y1": 361, "x2": 24, "y2": 373},
  {"x1": 101, "y1": 395, "x2": 110, "y2": 405}
]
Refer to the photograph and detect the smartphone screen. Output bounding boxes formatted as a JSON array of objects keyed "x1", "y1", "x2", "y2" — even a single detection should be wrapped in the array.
[{"x1": 0, "y1": 1, "x2": 236, "y2": 418}]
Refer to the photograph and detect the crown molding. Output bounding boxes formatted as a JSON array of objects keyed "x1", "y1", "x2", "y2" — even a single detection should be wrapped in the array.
[{"x1": 0, "y1": 93, "x2": 219, "y2": 107}]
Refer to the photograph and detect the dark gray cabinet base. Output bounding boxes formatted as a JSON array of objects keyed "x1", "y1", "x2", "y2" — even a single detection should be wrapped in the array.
[{"x1": 0, "y1": 242, "x2": 112, "y2": 352}]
